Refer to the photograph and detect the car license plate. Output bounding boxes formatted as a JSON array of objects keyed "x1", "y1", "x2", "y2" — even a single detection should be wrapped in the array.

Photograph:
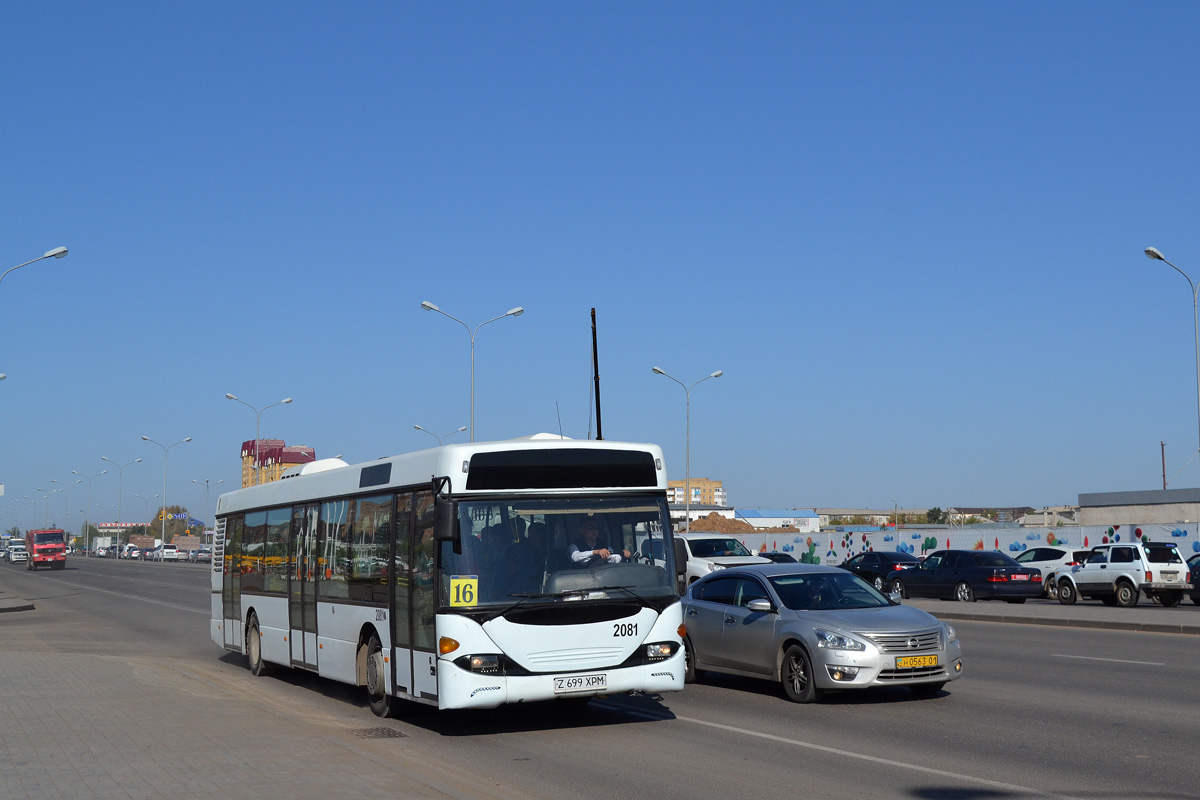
[
  {"x1": 895, "y1": 655, "x2": 938, "y2": 669},
  {"x1": 1011, "y1": 574, "x2": 1029, "y2": 581},
  {"x1": 553, "y1": 674, "x2": 607, "y2": 694}
]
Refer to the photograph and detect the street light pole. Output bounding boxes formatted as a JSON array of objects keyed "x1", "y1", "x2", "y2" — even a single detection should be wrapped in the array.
[
  {"x1": 192, "y1": 479, "x2": 223, "y2": 527},
  {"x1": 413, "y1": 424, "x2": 468, "y2": 446},
  {"x1": 73, "y1": 469, "x2": 107, "y2": 557},
  {"x1": 1145, "y1": 247, "x2": 1200, "y2": 459},
  {"x1": 225, "y1": 394, "x2": 292, "y2": 485},
  {"x1": 134, "y1": 493, "x2": 159, "y2": 527},
  {"x1": 100, "y1": 457, "x2": 142, "y2": 551},
  {"x1": 651, "y1": 367, "x2": 723, "y2": 534},
  {"x1": 0, "y1": 247, "x2": 68, "y2": 289},
  {"x1": 420, "y1": 301, "x2": 524, "y2": 442},
  {"x1": 142, "y1": 436, "x2": 191, "y2": 558}
]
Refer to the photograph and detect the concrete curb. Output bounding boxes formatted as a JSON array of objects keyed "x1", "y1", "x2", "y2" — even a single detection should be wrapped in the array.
[{"x1": 0, "y1": 592, "x2": 36, "y2": 613}]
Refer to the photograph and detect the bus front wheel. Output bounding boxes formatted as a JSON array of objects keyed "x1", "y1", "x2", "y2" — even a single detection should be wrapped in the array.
[
  {"x1": 247, "y1": 612, "x2": 268, "y2": 676},
  {"x1": 365, "y1": 633, "x2": 393, "y2": 718}
]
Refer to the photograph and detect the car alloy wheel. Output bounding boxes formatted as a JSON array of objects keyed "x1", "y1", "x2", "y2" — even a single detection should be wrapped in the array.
[{"x1": 780, "y1": 644, "x2": 821, "y2": 703}]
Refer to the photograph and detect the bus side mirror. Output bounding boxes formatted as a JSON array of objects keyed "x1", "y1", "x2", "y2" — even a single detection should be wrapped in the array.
[
  {"x1": 674, "y1": 539, "x2": 688, "y2": 577},
  {"x1": 434, "y1": 497, "x2": 460, "y2": 544}
]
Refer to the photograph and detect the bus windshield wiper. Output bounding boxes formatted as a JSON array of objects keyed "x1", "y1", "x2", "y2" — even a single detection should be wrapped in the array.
[
  {"x1": 593, "y1": 585, "x2": 653, "y2": 609},
  {"x1": 481, "y1": 586, "x2": 642, "y2": 622}
]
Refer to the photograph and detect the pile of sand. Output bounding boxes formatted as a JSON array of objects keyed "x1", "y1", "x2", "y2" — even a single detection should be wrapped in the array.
[{"x1": 686, "y1": 512, "x2": 799, "y2": 535}]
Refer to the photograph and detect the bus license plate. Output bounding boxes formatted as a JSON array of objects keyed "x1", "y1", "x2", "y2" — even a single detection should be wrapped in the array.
[
  {"x1": 895, "y1": 655, "x2": 938, "y2": 669},
  {"x1": 553, "y1": 674, "x2": 607, "y2": 694}
]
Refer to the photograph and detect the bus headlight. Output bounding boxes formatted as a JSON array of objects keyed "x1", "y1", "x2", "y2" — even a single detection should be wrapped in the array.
[
  {"x1": 646, "y1": 642, "x2": 676, "y2": 662},
  {"x1": 468, "y1": 654, "x2": 500, "y2": 674}
]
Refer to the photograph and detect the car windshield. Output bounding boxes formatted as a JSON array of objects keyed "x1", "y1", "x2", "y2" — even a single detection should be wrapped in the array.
[
  {"x1": 439, "y1": 496, "x2": 677, "y2": 609},
  {"x1": 769, "y1": 571, "x2": 891, "y2": 610},
  {"x1": 33, "y1": 533, "x2": 64, "y2": 545},
  {"x1": 688, "y1": 538, "x2": 753, "y2": 558}
]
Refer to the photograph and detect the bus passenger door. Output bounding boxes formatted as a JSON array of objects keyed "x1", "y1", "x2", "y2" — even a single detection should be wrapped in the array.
[
  {"x1": 222, "y1": 516, "x2": 243, "y2": 649},
  {"x1": 410, "y1": 491, "x2": 439, "y2": 701},
  {"x1": 289, "y1": 504, "x2": 319, "y2": 668},
  {"x1": 392, "y1": 491, "x2": 438, "y2": 703}
]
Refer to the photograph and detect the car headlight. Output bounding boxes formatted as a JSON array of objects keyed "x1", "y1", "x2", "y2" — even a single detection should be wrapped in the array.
[
  {"x1": 814, "y1": 629, "x2": 866, "y2": 651},
  {"x1": 707, "y1": 562, "x2": 724, "y2": 571},
  {"x1": 944, "y1": 623, "x2": 957, "y2": 645}
]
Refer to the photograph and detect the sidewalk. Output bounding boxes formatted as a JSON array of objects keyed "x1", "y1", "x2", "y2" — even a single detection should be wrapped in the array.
[{"x1": 904, "y1": 595, "x2": 1200, "y2": 636}]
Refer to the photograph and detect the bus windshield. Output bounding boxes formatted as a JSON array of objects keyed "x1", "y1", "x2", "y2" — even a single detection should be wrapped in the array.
[{"x1": 439, "y1": 496, "x2": 676, "y2": 609}]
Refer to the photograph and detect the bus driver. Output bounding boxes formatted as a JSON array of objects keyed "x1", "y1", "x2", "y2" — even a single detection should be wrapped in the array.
[{"x1": 569, "y1": 517, "x2": 630, "y2": 564}]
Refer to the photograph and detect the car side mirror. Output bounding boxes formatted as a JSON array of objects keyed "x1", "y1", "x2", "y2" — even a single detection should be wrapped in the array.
[
  {"x1": 888, "y1": 591, "x2": 903, "y2": 604},
  {"x1": 746, "y1": 599, "x2": 774, "y2": 613}
]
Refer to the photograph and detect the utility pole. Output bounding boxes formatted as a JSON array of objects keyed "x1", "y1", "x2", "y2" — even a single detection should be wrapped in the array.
[{"x1": 1162, "y1": 441, "x2": 1167, "y2": 490}]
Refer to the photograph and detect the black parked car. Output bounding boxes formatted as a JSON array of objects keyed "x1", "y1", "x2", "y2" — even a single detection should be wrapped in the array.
[
  {"x1": 887, "y1": 549, "x2": 1042, "y2": 603},
  {"x1": 838, "y1": 550, "x2": 922, "y2": 591}
]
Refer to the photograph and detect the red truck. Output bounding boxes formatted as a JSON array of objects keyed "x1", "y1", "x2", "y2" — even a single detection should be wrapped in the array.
[{"x1": 26, "y1": 528, "x2": 67, "y2": 571}]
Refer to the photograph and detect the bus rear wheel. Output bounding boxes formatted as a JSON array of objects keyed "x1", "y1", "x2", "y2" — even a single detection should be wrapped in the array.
[{"x1": 365, "y1": 634, "x2": 393, "y2": 718}]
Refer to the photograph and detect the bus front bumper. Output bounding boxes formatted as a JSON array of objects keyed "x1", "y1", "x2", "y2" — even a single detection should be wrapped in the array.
[{"x1": 436, "y1": 649, "x2": 685, "y2": 710}]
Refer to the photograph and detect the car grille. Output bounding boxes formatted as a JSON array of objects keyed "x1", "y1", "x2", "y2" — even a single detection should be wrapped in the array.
[
  {"x1": 857, "y1": 628, "x2": 942, "y2": 653},
  {"x1": 877, "y1": 666, "x2": 946, "y2": 681}
]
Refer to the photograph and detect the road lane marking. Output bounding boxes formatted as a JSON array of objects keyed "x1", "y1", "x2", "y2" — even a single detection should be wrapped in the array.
[
  {"x1": 1052, "y1": 654, "x2": 1164, "y2": 666},
  {"x1": 595, "y1": 701, "x2": 1089, "y2": 800}
]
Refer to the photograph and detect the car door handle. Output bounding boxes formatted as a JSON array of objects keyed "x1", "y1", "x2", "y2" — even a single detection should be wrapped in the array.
[
  {"x1": 724, "y1": 617, "x2": 736, "y2": 625},
  {"x1": 687, "y1": 608, "x2": 698, "y2": 616}
]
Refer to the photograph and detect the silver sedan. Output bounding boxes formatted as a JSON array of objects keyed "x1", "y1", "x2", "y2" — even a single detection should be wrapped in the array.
[{"x1": 682, "y1": 563, "x2": 962, "y2": 702}]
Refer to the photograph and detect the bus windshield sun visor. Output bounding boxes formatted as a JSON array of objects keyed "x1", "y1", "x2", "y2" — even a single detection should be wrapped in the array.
[{"x1": 465, "y1": 449, "x2": 657, "y2": 491}]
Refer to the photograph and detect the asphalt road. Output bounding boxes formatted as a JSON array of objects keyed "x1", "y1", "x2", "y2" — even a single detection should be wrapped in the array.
[{"x1": 1, "y1": 556, "x2": 1196, "y2": 800}]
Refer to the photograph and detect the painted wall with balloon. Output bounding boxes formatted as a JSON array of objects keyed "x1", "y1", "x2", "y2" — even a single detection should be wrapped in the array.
[{"x1": 730, "y1": 523, "x2": 1197, "y2": 565}]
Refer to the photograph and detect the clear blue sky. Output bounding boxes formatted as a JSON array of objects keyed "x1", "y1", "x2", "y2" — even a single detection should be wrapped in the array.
[{"x1": 3, "y1": 2, "x2": 1200, "y2": 528}]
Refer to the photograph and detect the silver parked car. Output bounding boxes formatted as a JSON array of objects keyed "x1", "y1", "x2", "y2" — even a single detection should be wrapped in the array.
[{"x1": 682, "y1": 563, "x2": 962, "y2": 702}]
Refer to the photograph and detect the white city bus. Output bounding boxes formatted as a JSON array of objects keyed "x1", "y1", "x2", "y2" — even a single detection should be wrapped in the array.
[{"x1": 211, "y1": 435, "x2": 686, "y2": 716}]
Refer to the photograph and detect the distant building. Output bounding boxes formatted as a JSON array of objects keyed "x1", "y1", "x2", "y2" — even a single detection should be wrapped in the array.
[
  {"x1": 240, "y1": 439, "x2": 316, "y2": 487},
  {"x1": 946, "y1": 507, "x2": 1033, "y2": 524},
  {"x1": 667, "y1": 478, "x2": 726, "y2": 506},
  {"x1": 1078, "y1": 488, "x2": 1200, "y2": 525},
  {"x1": 815, "y1": 509, "x2": 925, "y2": 527},
  {"x1": 734, "y1": 509, "x2": 820, "y2": 533},
  {"x1": 1016, "y1": 506, "x2": 1077, "y2": 526}
]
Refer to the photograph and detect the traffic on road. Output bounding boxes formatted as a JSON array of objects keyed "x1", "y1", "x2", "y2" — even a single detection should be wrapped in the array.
[{"x1": 1, "y1": 553, "x2": 1197, "y2": 800}]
